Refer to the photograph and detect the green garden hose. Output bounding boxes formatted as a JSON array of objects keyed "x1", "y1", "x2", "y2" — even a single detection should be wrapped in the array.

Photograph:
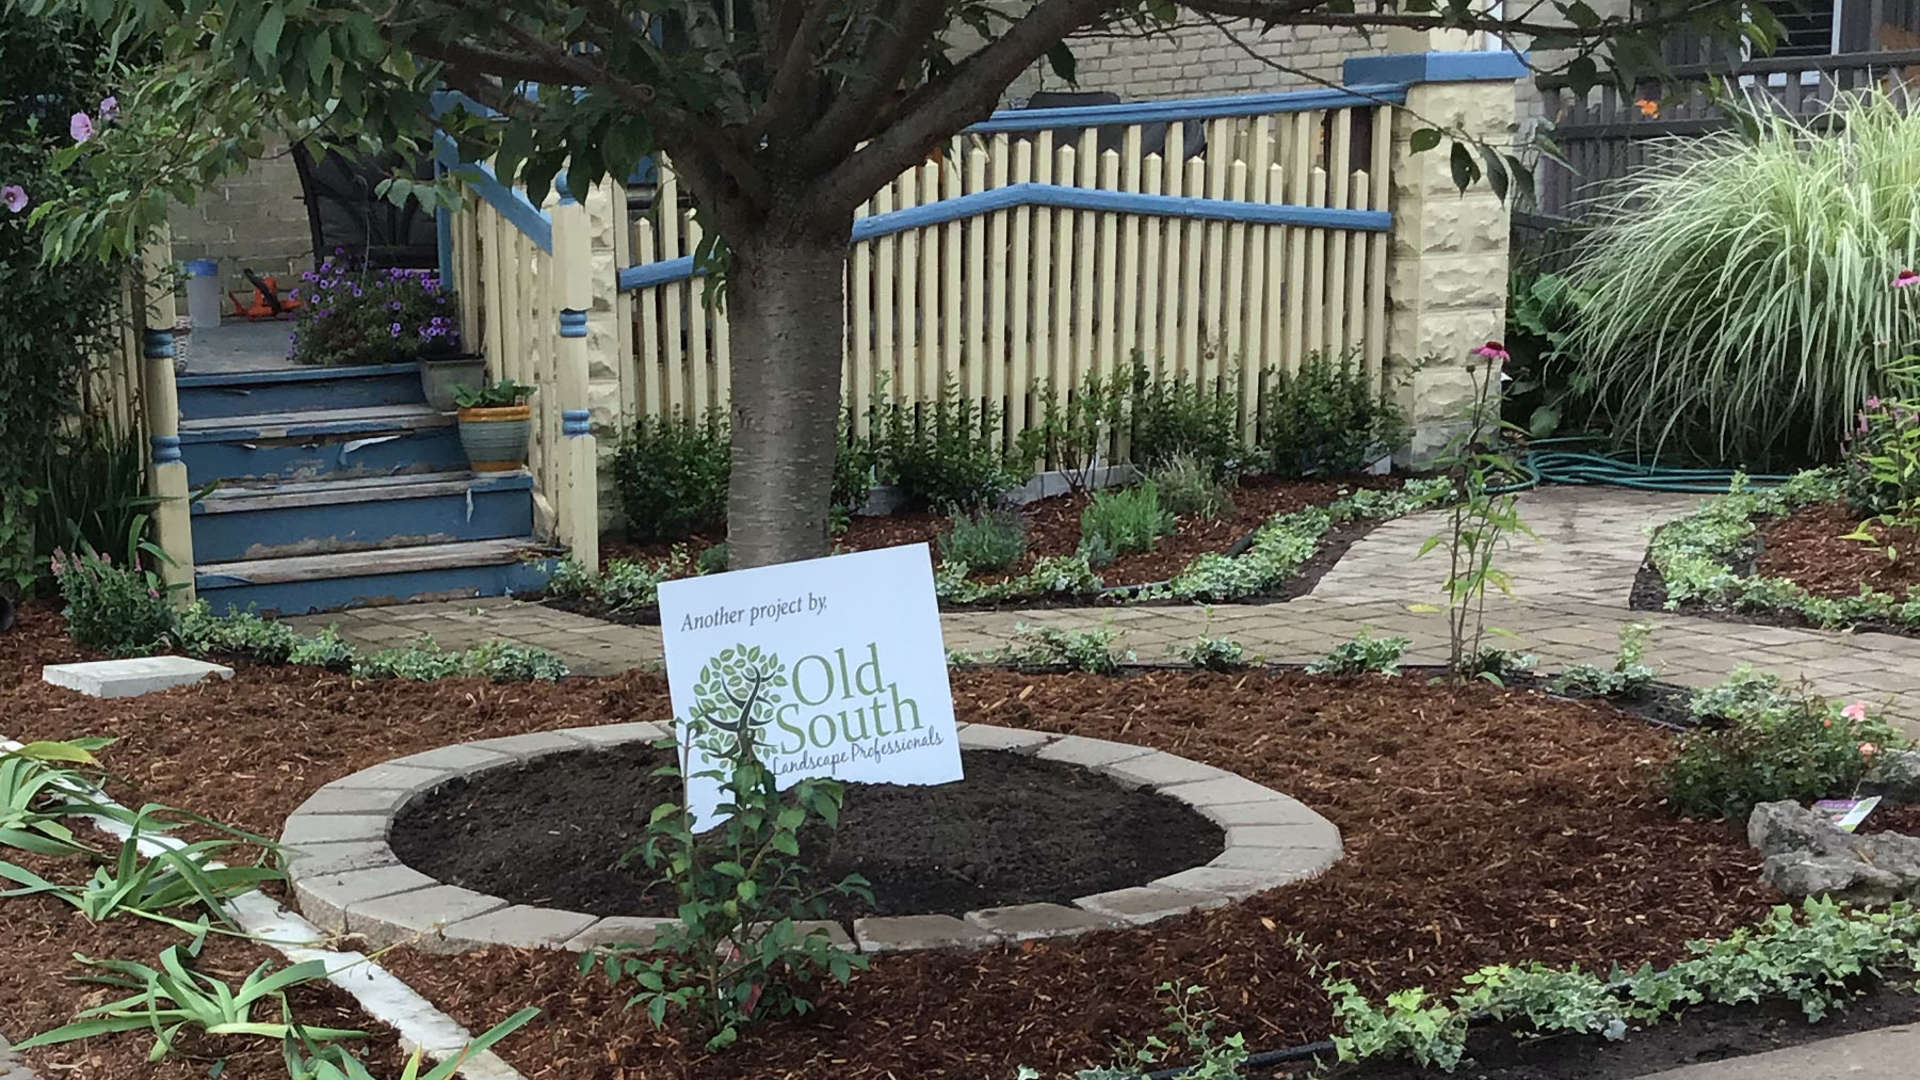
[{"x1": 1497, "y1": 438, "x2": 1797, "y2": 494}]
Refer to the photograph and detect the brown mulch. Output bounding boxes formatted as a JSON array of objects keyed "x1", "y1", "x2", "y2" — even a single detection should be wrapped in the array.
[
  {"x1": 1, "y1": 605, "x2": 1781, "y2": 1079},
  {"x1": 601, "y1": 474, "x2": 1396, "y2": 591},
  {"x1": 1754, "y1": 500, "x2": 1920, "y2": 599}
]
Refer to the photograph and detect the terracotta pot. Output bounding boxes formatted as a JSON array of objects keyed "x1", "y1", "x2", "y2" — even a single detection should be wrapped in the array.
[{"x1": 457, "y1": 404, "x2": 531, "y2": 472}]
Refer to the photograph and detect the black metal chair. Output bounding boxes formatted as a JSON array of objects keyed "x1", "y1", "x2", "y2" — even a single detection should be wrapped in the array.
[
  {"x1": 1021, "y1": 89, "x2": 1208, "y2": 161},
  {"x1": 290, "y1": 142, "x2": 441, "y2": 270}
]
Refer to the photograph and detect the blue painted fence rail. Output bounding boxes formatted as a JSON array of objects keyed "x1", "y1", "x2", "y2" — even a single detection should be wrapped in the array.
[{"x1": 618, "y1": 182, "x2": 1390, "y2": 293}]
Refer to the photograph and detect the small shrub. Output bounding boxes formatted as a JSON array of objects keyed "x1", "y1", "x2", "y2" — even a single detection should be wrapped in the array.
[
  {"x1": 612, "y1": 413, "x2": 731, "y2": 543},
  {"x1": 1841, "y1": 380, "x2": 1920, "y2": 554},
  {"x1": 1458, "y1": 647, "x2": 1537, "y2": 685},
  {"x1": 878, "y1": 382, "x2": 1024, "y2": 511},
  {"x1": 1125, "y1": 362, "x2": 1245, "y2": 477},
  {"x1": 352, "y1": 636, "x2": 469, "y2": 681},
  {"x1": 464, "y1": 639, "x2": 570, "y2": 683},
  {"x1": 1259, "y1": 351, "x2": 1406, "y2": 478},
  {"x1": 934, "y1": 553, "x2": 1103, "y2": 605},
  {"x1": 584, "y1": 726, "x2": 870, "y2": 1051},
  {"x1": 349, "y1": 636, "x2": 568, "y2": 683},
  {"x1": 999, "y1": 624, "x2": 1132, "y2": 673},
  {"x1": 1551, "y1": 623, "x2": 1656, "y2": 698},
  {"x1": 939, "y1": 509, "x2": 1027, "y2": 572},
  {"x1": 173, "y1": 603, "x2": 297, "y2": 663},
  {"x1": 1080, "y1": 481, "x2": 1174, "y2": 559},
  {"x1": 286, "y1": 626, "x2": 356, "y2": 671},
  {"x1": 1076, "y1": 530, "x2": 1118, "y2": 570},
  {"x1": 554, "y1": 551, "x2": 691, "y2": 612},
  {"x1": 1150, "y1": 453, "x2": 1234, "y2": 520},
  {"x1": 1018, "y1": 375, "x2": 1127, "y2": 493},
  {"x1": 1173, "y1": 635, "x2": 1248, "y2": 672},
  {"x1": 833, "y1": 424, "x2": 877, "y2": 515},
  {"x1": 49, "y1": 545, "x2": 175, "y2": 656},
  {"x1": 1662, "y1": 667, "x2": 1903, "y2": 820},
  {"x1": 695, "y1": 543, "x2": 729, "y2": 575},
  {"x1": 1306, "y1": 628, "x2": 1410, "y2": 676}
]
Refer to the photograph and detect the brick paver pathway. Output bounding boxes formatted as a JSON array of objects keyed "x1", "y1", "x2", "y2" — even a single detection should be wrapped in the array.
[{"x1": 290, "y1": 485, "x2": 1920, "y2": 729}]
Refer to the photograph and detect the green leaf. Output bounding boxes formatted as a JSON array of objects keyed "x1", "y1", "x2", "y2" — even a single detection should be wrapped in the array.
[
  {"x1": 1409, "y1": 127, "x2": 1443, "y2": 153},
  {"x1": 1448, "y1": 142, "x2": 1481, "y2": 193},
  {"x1": 252, "y1": 6, "x2": 286, "y2": 68}
]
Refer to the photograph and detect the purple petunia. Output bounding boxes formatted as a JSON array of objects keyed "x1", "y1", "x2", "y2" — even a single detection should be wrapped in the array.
[
  {"x1": 99, "y1": 96, "x2": 118, "y2": 123},
  {"x1": 1, "y1": 184, "x2": 26, "y2": 214},
  {"x1": 70, "y1": 111, "x2": 94, "y2": 143}
]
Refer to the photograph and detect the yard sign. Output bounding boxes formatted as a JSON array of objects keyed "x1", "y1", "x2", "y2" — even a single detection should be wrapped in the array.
[{"x1": 658, "y1": 543, "x2": 962, "y2": 827}]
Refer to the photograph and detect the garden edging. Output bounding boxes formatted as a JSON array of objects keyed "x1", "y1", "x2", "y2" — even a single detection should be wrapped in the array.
[{"x1": 280, "y1": 723, "x2": 1343, "y2": 955}]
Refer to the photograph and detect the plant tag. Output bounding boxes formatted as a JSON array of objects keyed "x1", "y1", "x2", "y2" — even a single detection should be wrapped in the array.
[{"x1": 1813, "y1": 796, "x2": 1881, "y2": 832}]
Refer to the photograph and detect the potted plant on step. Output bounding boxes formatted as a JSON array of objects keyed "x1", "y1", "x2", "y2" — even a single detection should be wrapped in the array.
[{"x1": 454, "y1": 381, "x2": 535, "y2": 472}]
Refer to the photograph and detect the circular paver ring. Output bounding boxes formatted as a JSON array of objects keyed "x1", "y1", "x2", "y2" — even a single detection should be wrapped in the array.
[{"x1": 279, "y1": 723, "x2": 1343, "y2": 955}]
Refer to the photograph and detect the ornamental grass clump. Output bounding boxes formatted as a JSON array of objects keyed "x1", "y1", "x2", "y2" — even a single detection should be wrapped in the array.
[{"x1": 1567, "y1": 95, "x2": 1920, "y2": 464}]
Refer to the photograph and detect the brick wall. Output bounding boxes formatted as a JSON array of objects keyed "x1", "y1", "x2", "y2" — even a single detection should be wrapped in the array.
[
  {"x1": 1007, "y1": 21, "x2": 1377, "y2": 103},
  {"x1": 166, "y1": 137, "x2": 314, "y2": 297}
]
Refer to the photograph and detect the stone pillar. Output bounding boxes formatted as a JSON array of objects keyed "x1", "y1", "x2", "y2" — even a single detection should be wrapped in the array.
[
  {"x1": 552, "y1": 197, "x2": 602, "y2": 576},
  {"x1": 139, "y1": 226, "x2": 196, "y2": 601},
  {"x1": 1345, "y1": 50, "x2": 1527, "y2": 462},
  {"x1": 583, "y1": 180, "x2": 631, "y2": 532}
]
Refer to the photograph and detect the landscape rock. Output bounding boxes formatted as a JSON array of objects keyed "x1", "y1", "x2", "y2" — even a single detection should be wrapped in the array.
[
  {"x1": 1747, "y1": 800, "x2": 1920, "y2": 905},
  {"x1": 1862, "y1": 749, "x2": 1920, "y2": 802}
]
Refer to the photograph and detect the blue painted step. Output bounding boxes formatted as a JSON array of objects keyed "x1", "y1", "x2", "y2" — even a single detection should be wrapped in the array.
[
  {"x1": 190, "y1": 470, "x2": 534, "y2": 563},
  {"x1": 181, "y1": 404, "x2": 465, "y2": 486},
  {"x1": 177, "y1": 363, "x2": 426, "y2": 421},
  {"x1": 195, "y1": 539, "x2": 556, "y2": 617}
]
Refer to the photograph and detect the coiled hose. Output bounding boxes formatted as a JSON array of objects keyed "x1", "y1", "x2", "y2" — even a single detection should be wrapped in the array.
[{"x1": 1494, "y1": 437, "x2": 1797, "y2": 494}]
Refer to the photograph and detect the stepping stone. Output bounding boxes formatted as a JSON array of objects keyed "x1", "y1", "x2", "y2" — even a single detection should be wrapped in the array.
[{"x1": 42, "y1": 656, "x2": 233, "y2": 698}]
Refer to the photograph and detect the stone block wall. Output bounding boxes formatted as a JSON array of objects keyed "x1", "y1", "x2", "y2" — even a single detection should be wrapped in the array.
[
  {"x1": 165, "y1": 138, "x2": 313, "y2": 297},
  {"x1": 1006, "y1": 21, "x2": 1376, "y2": 102}
]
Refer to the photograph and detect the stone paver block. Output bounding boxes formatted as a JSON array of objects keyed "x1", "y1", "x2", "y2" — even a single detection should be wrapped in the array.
[
  {"x1": 325, "y1": 762, "x2": 451, "y2": 794},
  {"x1": 853, "y1": 914, "x2": 1002, "y2": 953},
  {"x1": 1207, "y1": 845, "x2": 1342, "y2": 878},
  {"x1": 1225, "y1": 822, "x2": 1343, "y2": 850},
  {"x1": 565, "y1": 916, "x2": 679, "y2": 952},
  {"x1": 1160, "y1": 775, "x2": 1293, "y2": 807},
  {"x1": 1074, "y1": 886, "x2": 1230, "y2": 926},
  {"x1": 346, "y1": 885, "x2": 509, "y2": 951},
  {"x1": 790, "y1": 920, "x2": 856, "y2": 951},
  {"x1": 957, "y1": 725, "x2": 1058, "y2": 753},
  {"x1": 1102, "y1": 753, "x2": 1233, "y2": 790},
  {"x1": 1033, "y1": 735, "x2": 1156, "y2": 769},
  {"x1": 462, "y1": 730, "x2": 595, "y2": 761},
  {"x1": 42, "y1": 656, "x2": 233, "y2": 698},
  {"x1": 280, "y1": 813, "x2": 387, "y2": 846},
  {"x1": 291, "y1": 787, "x2": 411, "y2": 818},
  {"x1": 280, "y1": 840, "x2": 398, "y2": 877},
  {"x1": 384, "y1": 744, "x2": 516, "y2": 775},
  {"x1": 565, "y1": 721, "x2": 669, "y2": 748},
  {"x1": 965, "y1": 903, "x2": 1122, "y2": 941},
  {"x1": 295, "y1": 865, "x2": 439, "y2": 931},
  {"x1": 1152, "y1": 865, "x2": 1298, "y2": 898},
  {"x1": 441, "y1": 904, "x2": 601, "y2": 950}
]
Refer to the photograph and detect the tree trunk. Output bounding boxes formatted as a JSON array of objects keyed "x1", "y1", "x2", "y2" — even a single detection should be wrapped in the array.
[{"x1": 724, "y1": 221, "x2": 850, "y2": 568}]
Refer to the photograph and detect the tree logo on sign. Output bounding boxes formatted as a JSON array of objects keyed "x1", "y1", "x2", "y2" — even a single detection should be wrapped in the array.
[{"x1": 687, "y1": 644, "x2": 788, "y2": 761}]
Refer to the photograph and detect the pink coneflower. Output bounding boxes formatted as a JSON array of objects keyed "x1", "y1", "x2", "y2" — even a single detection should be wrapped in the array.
[
  {"x1": 69, "y1": 111, "x2": 93, "y2": 143},
  {"x1": 1895, "y1": 269, "x2": 1920, "y2": 289},
  {"x1": 1, "y1": 184, "x2": 25, "y2": 214},
  {"x1": 1471, "y1": 341, "x2": 1510, "y2": 364}
]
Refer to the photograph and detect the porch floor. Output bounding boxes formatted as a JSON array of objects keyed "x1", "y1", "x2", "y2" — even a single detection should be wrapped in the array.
[{"x1": 177, "y1": 319, "x2": 302, "y2": 374}]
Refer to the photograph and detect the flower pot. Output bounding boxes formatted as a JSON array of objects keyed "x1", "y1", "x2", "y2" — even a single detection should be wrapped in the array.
[
  {"x1": 420, "y1": 353, "x2": 487, "y2": 412},
  {"x1": 457, "y1": 404, "x2": 532, "y2": 472}
]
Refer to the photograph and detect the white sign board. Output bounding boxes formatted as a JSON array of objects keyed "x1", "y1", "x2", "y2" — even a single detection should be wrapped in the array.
[{"x1": 658, "y1": 543, "x2": 962, "y2": 827}]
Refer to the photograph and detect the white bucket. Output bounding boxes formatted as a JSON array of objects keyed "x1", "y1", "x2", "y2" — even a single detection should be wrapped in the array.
[{"x1": 185, "y1": 258, "x2": 222, "y2": 329}]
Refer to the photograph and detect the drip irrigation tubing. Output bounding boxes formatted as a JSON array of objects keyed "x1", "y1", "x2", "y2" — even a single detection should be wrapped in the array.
[
  {"x1": 1138, "y1": 1040, "x2": 1338, "y2": 1080},
  {"x1": 1494, "y1": 439, "x2": 1798, "y2": 495}
]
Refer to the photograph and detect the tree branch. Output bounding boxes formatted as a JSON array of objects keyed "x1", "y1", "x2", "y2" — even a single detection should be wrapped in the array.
[{"x1": 801, "y1": 0, "x2": 955, "y2": 169}]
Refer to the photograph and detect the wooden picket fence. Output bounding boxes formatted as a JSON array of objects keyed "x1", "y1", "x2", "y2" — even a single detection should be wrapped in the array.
[{"x1": 619, "y1": 88, "x2": 1397, "y2": 452}]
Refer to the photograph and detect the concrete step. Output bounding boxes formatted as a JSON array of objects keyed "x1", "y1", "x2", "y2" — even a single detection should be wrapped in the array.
[
  {"x1": 190, "y1": 470, "x2": 534, "y2": 562},
  {"x1": 195, "y1": 538, "x2": 556, "y2": 617},
  {"x1": 177, "y1": 362, "x2": 427, "y2": 421},
  {"x1": 180, "y1": 404, "x2": 465, "y2": 485}
]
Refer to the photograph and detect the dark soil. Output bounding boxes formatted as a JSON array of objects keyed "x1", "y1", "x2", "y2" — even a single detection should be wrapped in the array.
[
  {"x1": 390, "y1": 745, "x2": 1223, "y2": 919},
  {"x1": 0, "y1": 603, "x2": 1807, "y2": 1080},
  {"x1": 1630, "y1": 507, "x2": 1920, "y2": 639},
  {"x1": 1284, "y1": 983, "x2": 1920, "y2": 1080},
  {"x1": 581, "y1": 475, "x2": 1400, "y2": 623}
]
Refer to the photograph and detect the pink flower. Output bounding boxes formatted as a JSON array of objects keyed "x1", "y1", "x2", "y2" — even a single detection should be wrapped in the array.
[
  {"x1": 69, "y1": 111, "x2": 93, "y2": 143},
  {"x1": 1860, "y1": 742, "x2": 1881, "y2": 758},
  {"x1": 1867, "y1": 397, "x2": 1883, "y2": 411},
  {"x1": 1859, "y1": 413, "x2": 1871, "y2": 436},
  {"x1": 1, "y1": 184, "x2": 24, "y2": 214},
  {"x1": 1471, "y1": 341, "x2": 1511, "y2": 365},
  {"x1": 1843, "y1": 701, "x2": 1869, "y2": 722},
  {"x1": 99, "y1": 96, "x2": 118, "y2": 123},
  {"x1": 1895, "y1": 269, "x2": 1920, "y2": 289}
]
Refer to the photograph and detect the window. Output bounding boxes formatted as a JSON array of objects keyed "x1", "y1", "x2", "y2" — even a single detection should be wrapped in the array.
[{"x1": 1761, "y1": 0, "x2": 1842, "y2": 57}]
